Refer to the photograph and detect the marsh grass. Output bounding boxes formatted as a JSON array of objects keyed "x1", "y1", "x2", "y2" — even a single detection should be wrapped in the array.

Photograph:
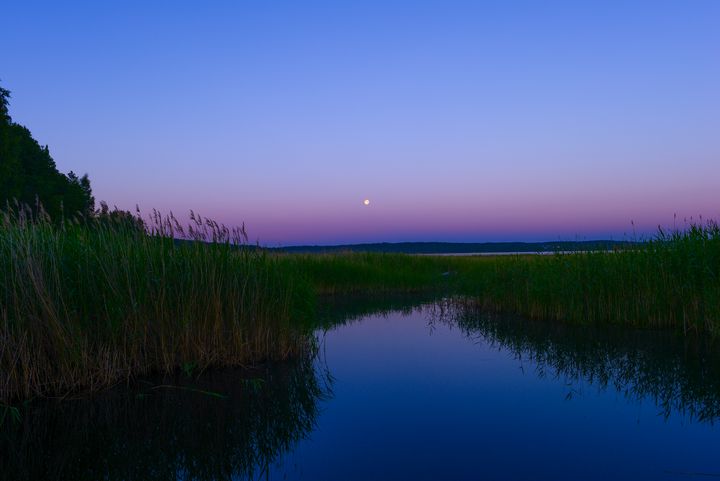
[
  {"x1": 0, "y1": 205, "x2": 314, "y2": 403},
  {"x1": 2, "y1": 201, "x2": 719, "y2": 403},
  {"x1": 280, "y1": 251, "x2": 455, "y2": 294},
  {"x1": 452, "y1": 222, "x2": 720, "y2": 334},
  {"x1": 281, "y1": 222, "x2": 720, "y2": 335}
]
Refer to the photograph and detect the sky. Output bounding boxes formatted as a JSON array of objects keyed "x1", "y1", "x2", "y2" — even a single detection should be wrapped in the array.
[{"x1": 2, "y1": 1, "x2": 719, "y2": 245}]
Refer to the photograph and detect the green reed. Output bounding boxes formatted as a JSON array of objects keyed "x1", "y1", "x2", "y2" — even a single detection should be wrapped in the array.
[
  {"x1": 2, "y1": 202, "x2": 718, "y2": 403},
  {"x1": 278, "y1": 251, "x2": 455, "y2": 294},
  {"x1": 0, "y1": 206, "x2": 314, "y2": 403},
  {"x1": 276, "y1": 222, "x2": 720, "y2": 334},
  {"x1": 451, "y1": 222, "x2": 720, "y2": 334}
]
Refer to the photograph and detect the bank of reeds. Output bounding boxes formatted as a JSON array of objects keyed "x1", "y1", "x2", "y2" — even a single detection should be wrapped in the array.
[
  {"x1": 3, "y1": 203, "x2": 719, "y2": 403},
  {"x1": 279, "y1": 252, "x2": 454, "y2": 294},
  {"x1": 279, "y1": 222, "x2": 720, "y2": 334},
  {"x1": 453, "y1": 222, "x2": 720, "y2": 335},
  {"x1": 0, "y1": 206, "x2": 313, "y2": 403},
  {"x1": 159, "y1": 221, "x2": 720, "y2": 334}
]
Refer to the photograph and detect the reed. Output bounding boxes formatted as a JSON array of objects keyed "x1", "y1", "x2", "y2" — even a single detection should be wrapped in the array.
[
  {"x1": 278, "y1": 252, "x2": 455, "y2": 294},
  {"x1": 451, "y1": 221, "x2": 720, "y2": 334},
  {"x1": 2, "y1": 202, "x2": 718, "y2": 403},
  {"x1": 0, "y1": 205, "x2": 314, "y2": 403},
  {"x1": 276, "y1": 222, "x2": 720, "y2": 334}
]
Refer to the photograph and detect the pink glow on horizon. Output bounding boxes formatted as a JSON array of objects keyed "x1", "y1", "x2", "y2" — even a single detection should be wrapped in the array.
[
  {"x1": 158, "y1": 196, "x2": 719, "y2": 245},
  {"x1": 5, "y1": 2, "x2": 719, "y2": 245}
]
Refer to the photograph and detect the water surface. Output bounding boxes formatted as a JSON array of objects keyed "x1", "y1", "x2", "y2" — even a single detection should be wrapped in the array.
[{"x1": 2, "y1": 300, "x2": 720, "y2": 480}]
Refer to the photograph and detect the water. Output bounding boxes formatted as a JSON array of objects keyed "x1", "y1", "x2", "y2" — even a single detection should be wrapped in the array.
[{"x1": 2, "y1": 300, "x2": 720, "y2": 480}]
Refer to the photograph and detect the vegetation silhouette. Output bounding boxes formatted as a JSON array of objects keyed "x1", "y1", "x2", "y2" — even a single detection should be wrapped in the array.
[
  {"x1": 0, "y1": 83, "x2": 93, "y2": 219},
  {"x1": 0, "y1": 204, "x2": 315, "y2": 403}
]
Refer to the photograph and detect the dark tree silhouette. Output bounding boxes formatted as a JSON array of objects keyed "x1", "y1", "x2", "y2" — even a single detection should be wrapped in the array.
[{"x1": 0, "y1": 83, "x2": 94, "y2": 218}]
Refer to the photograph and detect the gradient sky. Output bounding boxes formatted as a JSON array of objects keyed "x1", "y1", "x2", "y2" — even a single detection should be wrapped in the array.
[{"x1": 3, "y1": 1, "x2": 719, "y2": 245}]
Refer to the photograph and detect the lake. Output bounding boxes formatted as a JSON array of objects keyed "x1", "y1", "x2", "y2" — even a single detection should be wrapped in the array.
[{"x1": 2, "y1": 298, "x2": 720, "y2": 480}]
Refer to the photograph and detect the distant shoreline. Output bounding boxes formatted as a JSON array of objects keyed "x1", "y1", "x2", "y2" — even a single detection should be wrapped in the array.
[
  {"x1": 270, "y1": 240, "x2": 635, "y2": 255},
  {"x1": 414, "y1": 251, "x2": 605, "y2": 256}
]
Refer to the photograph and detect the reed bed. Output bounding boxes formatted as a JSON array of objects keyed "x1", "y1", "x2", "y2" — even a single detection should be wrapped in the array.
[
  {"x1": 0, "y1": 206, "x2": 313, "y2": 403},
  {"x1": 279, "y1": 252, "x2": 454, "y2": 294},
  {"x1": 276, "y1": 222, "x2": 720, "y2": 334},
  {"x1": 452, "y1": 222, "x2": 720, "y2": 334},
  {"x1": 283, "y1": 221, "x2": 720, "y2": 336},
  {"x1": 2, "y1": 203, "x2": 718, "y2": 403}
]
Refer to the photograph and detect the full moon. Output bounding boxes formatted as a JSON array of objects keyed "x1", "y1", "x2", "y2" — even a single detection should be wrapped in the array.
[{"x1": 363, "y1": 199, "x2": 370, "y2": 206}]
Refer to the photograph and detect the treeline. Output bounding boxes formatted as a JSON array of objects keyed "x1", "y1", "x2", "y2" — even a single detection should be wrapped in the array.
[
  {"x1": 0, "y1": 84, "x2": 94, "y2": 219},
  {"x1": 273, "y1": 240, "x2": 636, "y2": 254}
]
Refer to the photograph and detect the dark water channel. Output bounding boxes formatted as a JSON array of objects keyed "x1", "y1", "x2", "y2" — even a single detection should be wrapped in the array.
[{"x1": 2, "y1": 298, "x2": 720, "y2": 480}]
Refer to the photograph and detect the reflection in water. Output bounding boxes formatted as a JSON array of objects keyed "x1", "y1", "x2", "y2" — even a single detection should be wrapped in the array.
[
  {"x1": 0, "y1": 357, "x2": 330, "y2": 481},
  {"x1": 319, "y1": 294, "x2": 720, "y2": 425},
  {"x1": 432, "y1": 299, "x2": 720, "y2": 424},
  {"x1": 315, "y1": 292, "x2": 443, "y2": 329},
  {"x1": 2, "y1": 297, "x2": 720, "y2": 480}
]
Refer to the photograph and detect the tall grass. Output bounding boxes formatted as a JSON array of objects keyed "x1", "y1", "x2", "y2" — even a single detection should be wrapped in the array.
[
  {"x1": 2, "y1": 202, "x2": 719, "y2": 403},
  {"x1": 279, "y1": 252, "x2": 455, "y2": 294},
  {"x1": 453, "y1": 222, "x2": 720, "y2": 334},
  {"x1": 278, "y1": 222, "x2": 720, "y2": 334},
  {"x1": 0, "y1": 206, "x2": 313, "y2": 403}
]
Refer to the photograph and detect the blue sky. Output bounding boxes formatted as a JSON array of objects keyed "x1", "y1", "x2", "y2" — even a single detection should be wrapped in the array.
[{"x1": 3, "y1": 1, "x2": 719, "y2": 244}]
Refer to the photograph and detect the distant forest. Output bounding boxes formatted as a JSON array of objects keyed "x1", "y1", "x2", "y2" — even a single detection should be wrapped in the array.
[
  {"x1": 0, "y1": 84, "x2": 94, "y2": 218},
  {"x1": 272, "y1": 240, "x2": 636, "y2": 254}
]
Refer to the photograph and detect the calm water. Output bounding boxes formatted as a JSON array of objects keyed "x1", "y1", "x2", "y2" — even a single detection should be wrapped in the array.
[{"x1": 2, "y1": 300, "x2": 720, "y2": 480}]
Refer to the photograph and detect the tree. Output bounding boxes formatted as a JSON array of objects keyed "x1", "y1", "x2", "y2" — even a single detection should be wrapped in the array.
[
  {"x1": 0, "y1": 83, "x2": 94, "y2": 218},
  {"x1": 0, "y1": 85, "x2": 10, "y2": 122}
]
